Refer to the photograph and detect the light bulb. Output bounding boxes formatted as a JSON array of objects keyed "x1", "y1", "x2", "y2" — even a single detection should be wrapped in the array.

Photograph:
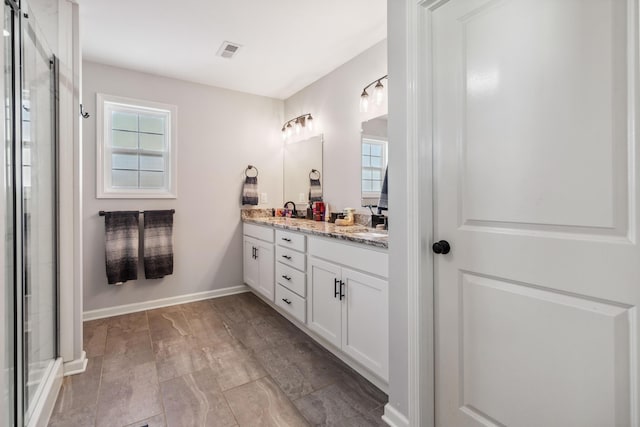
[
  {"x1": 306, "y1": 115, "x2": 314, "y2": 132},
  {"x1": 359, "y1": 90, "x2": 369, "y2": 113},
  {"x1": 374, "y1": 80, "x2": 384, "y2": 106},
  {"x1": 286, "y1": 123, "x2": 293, "y2": 138},
  {"x1": 281, "y1": 127, "x2": 287, "y2": 141},
  {"x1": 294, "y1": 118, "x2": 301, "y2": 135}
]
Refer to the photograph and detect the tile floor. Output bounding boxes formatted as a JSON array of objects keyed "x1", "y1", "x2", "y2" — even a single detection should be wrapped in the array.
[{"x1": 48, "y1": 292, "x2": 388, "y2": 427}]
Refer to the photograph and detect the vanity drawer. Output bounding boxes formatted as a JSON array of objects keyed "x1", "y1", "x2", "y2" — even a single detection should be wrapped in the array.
[
  {"x1": 243, "y1": 223, "x2": 274, "y2": 243},
  {"x1": 276, "y1": 246, "x2": 306, "y2": 271},
  {"x1": 275, "y1": 284, "x2": 306, "y2": 324},
  {"x1": 276, "y1": 262, "x2": 306, "y2": 297},
  {"x1": 276, "y1": 230, "x2": 306, "y2": 252}
]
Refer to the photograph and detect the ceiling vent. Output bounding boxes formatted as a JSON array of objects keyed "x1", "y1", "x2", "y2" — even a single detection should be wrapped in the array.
[{"x1": 217, "y1": 41, "x2": 242, "y2": 59}]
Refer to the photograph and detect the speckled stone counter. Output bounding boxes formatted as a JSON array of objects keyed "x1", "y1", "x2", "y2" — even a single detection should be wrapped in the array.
[{"x1": 242, "y1": 216, "x2": 388, "y2": 249}]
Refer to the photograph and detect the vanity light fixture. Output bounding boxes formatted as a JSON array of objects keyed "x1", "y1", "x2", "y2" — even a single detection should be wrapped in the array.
[
  {"x1": 281, "y1": 113, "x2": 314, "y2": 141},
  {"x1": 360, "y1": 74, "x2": 388, "y2": 112}
]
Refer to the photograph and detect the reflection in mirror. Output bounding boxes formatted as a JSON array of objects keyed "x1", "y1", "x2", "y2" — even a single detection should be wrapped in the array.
[
  {"x1": 284, "y1": 134, "x2": 323, "y2": 208},
  {"x1": 361, "y1": 115, "x2": 388, "y2": 207}
]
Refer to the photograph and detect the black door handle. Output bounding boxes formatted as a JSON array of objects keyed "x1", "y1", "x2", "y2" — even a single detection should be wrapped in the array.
[
  {"x1": 432, "y1": 240, "x2": 451, "y2": 255},
  {"x1": 254, "y1": 247, "x2": 259, "y2": 259},
  {"x1": 282, "y1": 255, "x2": 292, "y2": 260},
  {"x1": 334, "y1": 278, "x2": 340, "y2": 298},
  {"x1": 252, "y1": 247, "x2": 256, "y2": 259},
  {"x1": 282, "y1": 237, "x2": 292, "y2": 242},
  {"x1": 282, "y1": 298, "x2": 292, "y2": 305},
  {"x1": 339, "y1": 280, "x2": 345, "y2": 300},
  {"x1": 282, "y1": 275, "x2": 291, "y2": 281}
]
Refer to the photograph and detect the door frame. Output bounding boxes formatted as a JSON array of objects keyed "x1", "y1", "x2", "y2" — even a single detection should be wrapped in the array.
[{"x1": 400, "y1": 1, "x2": 447, "y2": 426}]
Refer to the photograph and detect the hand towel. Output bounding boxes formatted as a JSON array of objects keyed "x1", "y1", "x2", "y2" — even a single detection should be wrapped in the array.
[
  {"x1": 104, "y1": 211, "x2": 139, "y2": 285},
  {"x1": 143, "y1": 210, "x2": 174, "y2": 279},
  {"x1": 309, "y1": 178, "x2": 323, "y2": 202},
  {"x1": 377, "y1": 166, "x2": 388, "y2": 214},
  {"x1": 242, "y1": 175, "x2": 259, "y2": 205}
]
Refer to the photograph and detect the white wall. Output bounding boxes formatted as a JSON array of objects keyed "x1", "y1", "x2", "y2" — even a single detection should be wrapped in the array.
[
  {"x1": 82, "y1": 61, "x2": 283, "y2": 312},
  {"x1": 284, "y1": 40, "x2": 387, "y2": 213}
]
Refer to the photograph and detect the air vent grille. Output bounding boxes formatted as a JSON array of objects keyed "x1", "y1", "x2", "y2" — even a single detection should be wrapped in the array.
[{"x1": 217, "y1": 41, "x2": 242, "y2": 59}]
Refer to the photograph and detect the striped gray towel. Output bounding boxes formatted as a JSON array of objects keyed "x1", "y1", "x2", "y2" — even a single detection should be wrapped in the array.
[
  {"x1": 104, "y1": 211, "x2": 139, "y2": 285},
  {"x1": 378, "y1": 166, "x2": 388, "y2": 213},
  {"x1": 242, "y1": 176, "x2": 259, "y2": 205},
  {"x1": 309, "y1": 178, "x2": 323, "y2": 202},
  {"x1": 143, "y1": 210, "x2": 174, "y2": 279}
]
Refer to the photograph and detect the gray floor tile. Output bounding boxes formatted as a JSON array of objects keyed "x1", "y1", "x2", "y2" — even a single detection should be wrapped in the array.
[
  {"x1": 224, "y1": 376, "x2": 309, "y2": 427},
  {"x1": 95, "y1": 361, "x2": 163, "y2": 427},
  {"x1": 160, "y1": 368, "x2": 237, "y2": 427}
]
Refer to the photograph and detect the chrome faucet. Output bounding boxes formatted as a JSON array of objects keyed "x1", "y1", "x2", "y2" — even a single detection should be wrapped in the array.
[{"x1": 283, "y1": 201, "x2": 297, "y2": 218}]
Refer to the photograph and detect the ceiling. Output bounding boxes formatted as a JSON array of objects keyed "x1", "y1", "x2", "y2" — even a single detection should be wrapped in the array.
[{"x1": 79, "y1": 0, "x2": 387, "y2": 100}]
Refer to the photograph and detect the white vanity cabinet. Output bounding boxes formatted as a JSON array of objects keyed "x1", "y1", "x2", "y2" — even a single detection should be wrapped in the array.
[
  {"x1": 307, "y1": 236, "x2": 389, "y2": 381},
  {"x1": 274, "y1": 230, "x2": 307, "y2": 323},
  {"x1": 243, "y1": 224, "x2": 275, "y2": 301}
]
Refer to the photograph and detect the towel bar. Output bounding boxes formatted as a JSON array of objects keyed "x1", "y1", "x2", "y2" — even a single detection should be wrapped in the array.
[{"x1": 99, "y1": 209, "x2": 175, "y2": 216}]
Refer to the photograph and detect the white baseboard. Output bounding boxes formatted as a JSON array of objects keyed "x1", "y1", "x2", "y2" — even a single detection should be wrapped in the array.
[
  {"x1": 382, "y1": 403, "x2": 410, "y2": 427},
  {"x1": 63, "y1": 351, "x2": 88, "y2": 376},
  {"x1": 83, "y1": 285, "x2": 249, "y2": 321},
  {"x1": 27, "y1": 357, "x2": 63, "y2": 427}
]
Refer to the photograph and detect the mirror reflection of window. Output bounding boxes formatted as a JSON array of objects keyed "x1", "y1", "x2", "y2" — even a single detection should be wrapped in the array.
[{"x1": 361, "y1": 115, "x2": 388, "y2": 207}]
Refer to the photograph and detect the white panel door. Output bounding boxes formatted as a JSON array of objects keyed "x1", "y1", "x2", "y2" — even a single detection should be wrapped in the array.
[
  {"x1": 256, "y1": 242, "x2": 274, "y2": 301},
  {"x1": 243, "y1": 237, "x2": 259, "y2": 290},
  {"x1": 341, "y1": 268, "x2": 389, "y2": 381},
  {"x1": 307, "y1": 257, "x2": 342, "y2": 348},
  {"x1": 431, "y1": 0, "x2": 639, "y2": 426}
]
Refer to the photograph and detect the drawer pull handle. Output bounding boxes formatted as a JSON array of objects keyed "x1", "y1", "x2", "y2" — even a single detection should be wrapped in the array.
[
  {"x1": 282, "y1": 237, "x2": 292, "y2": 242},
  {"x1": 282, "y1": 255, "x2": 292, "y2": 260},
  {"x1": 282, "y1": 275, "x2": 292, "y2": 281},
  {"x1": 282, "y1": 298, "x2": 292, "y2": 305},
  {"x1": 334, "y1": 278, "x2": 340, "y2": 298}
]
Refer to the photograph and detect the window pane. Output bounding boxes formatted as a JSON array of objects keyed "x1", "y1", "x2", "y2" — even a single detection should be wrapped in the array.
[
  {"x1": 140, "y1": 171, "x2": 164, "y2": 188},
  {"x1": 362, "y1": 143, "x2": 371, "y2": 155},
  {"x1": 362, "y1": 155, "x2": 370, "y2": 167},
  {"x1": 112, "y1": 111, "x2": 138, "y2": 131},
  {"x1": 371, "y1": 144, "x2": 382, "y2": 156},
  {"x1": 139, "y1": 115, "x2": 165, "y2": 134},
  {"x1": 371, "y1": 181, "x2": 381, "y2": 192},
  {"x1": 371, "y1": 156, "x2": 382, "y2": 167},
  {"x1": 112, "y1": 169, "x2": 138, "y2": 188},
  {"x1": 362, "y1": 180, "x2": 372, "y2": 191},
  {"x1": 140, "y1": 154, "x2": 164, "y2": 171},
  {"x1": 362, "y1": 169, "x2": 372, "y2": 180},
  {"x1": 112, "y1": 130, "x2": 138, "y2": 149},
  {"x1": 372, "y1": 169, "x2": 381, "y2": 180},
  {"x1": 139, "y1": 133, "x2": 164, "y2": 151},
  {"x1": 112, "y1": 153, "x2": 138, "y2": 170}
]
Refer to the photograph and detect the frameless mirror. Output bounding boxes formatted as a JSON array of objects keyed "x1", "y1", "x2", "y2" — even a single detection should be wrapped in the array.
[
  {"x1": 361, "y1": 115, "x2": 388, "y2": 207},
  {"x1": 283, "y1": 134, "x2": 323, "y2": 206}
]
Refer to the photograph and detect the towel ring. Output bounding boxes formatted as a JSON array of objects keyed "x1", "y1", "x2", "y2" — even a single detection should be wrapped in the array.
[
  {"x1": 245, "y1": 165, "x2": 259, "y2": 178},
  {"x1": 309, "y1": 169, "x2": 321, "y2": 180}
]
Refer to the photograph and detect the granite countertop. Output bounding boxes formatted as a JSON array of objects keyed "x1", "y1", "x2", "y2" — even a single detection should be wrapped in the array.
[{"x1": 242, "y1": 216, "x2": 388, "y2": 249}]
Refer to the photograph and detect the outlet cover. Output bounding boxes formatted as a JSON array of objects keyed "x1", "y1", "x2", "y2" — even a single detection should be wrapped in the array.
[
  {"x1": 298, "y1": 193, "x2": 306, "y2": 202},
  {"x1": 260, "y1": 192, "x2": 268, "y2": 204}
]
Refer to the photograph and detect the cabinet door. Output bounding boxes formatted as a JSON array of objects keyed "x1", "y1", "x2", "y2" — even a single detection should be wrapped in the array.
[
  {"x1": 256, "y1": 242, "x2": 274, "y2": 301},
  {"x1": 243, "y1": 237, "x2": 259, "y2": 290},
  {"x1": 307, "y1": 257, "x2": 342, "y2": 348},
  {"x1": 341, "y1": 268, "x2": 388, "y2": 381}
]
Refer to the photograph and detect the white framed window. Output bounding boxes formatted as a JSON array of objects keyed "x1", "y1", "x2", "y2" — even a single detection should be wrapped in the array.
[
  {"x1": 96, "y1": 93, "x2": 177, "y2": 198},
  {"x1": 361, "y1": 136, "x2": 387, "y2": 198}
]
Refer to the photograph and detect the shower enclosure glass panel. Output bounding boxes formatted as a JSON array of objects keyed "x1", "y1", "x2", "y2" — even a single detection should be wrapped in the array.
[
  {"x1": 21, "y1": 10, "x2": 57, "y2": 421},
  {"x1": 3, "y1": 2, "x2": 17, "y2": 426}
]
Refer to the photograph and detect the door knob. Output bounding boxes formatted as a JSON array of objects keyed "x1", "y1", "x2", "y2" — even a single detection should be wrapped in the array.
[{"x1": 432, "y1": 240, "x2": 450, "y2": 255}]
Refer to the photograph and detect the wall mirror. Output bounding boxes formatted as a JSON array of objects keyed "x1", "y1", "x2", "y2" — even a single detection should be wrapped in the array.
[
  {"x1": 361, "y1": 115, "x2": 388, "y2": 207},
  {"x1": 283, "y1": 134, "x2": 323, "y2": 206}
]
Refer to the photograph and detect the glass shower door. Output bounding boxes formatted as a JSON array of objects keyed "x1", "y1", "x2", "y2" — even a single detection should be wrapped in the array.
[
  {"x1": 2, "y1": 1, "x2": 17, "y2": 425},
  {"x1": 21, "y1": 8, "x2": 57, "y2": 423}
]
